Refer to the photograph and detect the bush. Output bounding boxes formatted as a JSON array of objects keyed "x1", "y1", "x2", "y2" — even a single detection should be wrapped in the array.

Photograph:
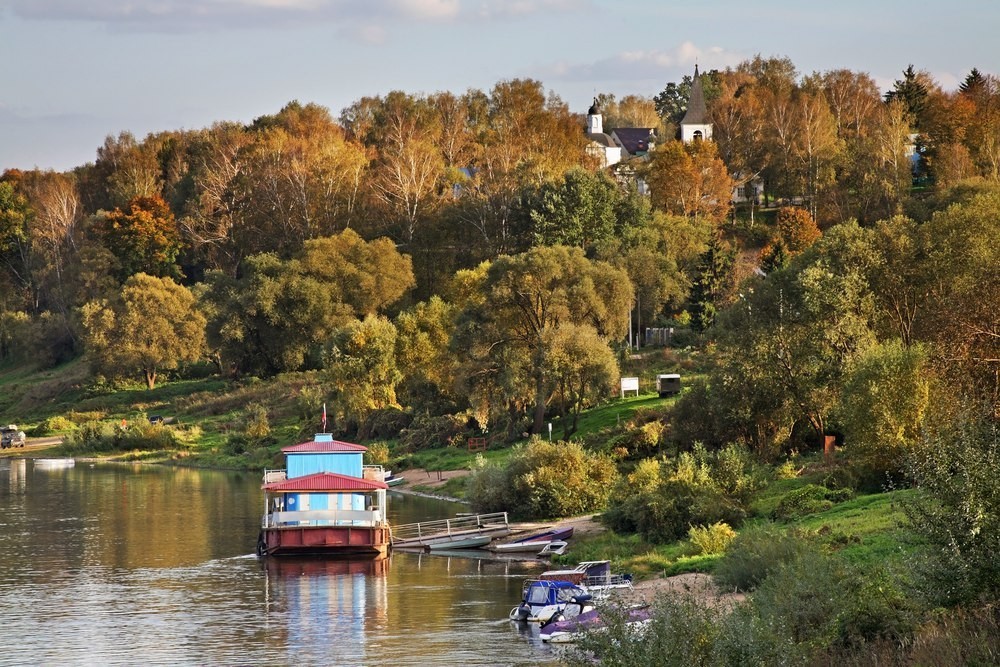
[
  {"x1": 688, "y1": 522, "x2": 736, "y2": 555},
  {"x1": 602, "y1": 444, "x2": 761, "y2": 544},
  {"x1": 466, "y1": 438, "x2": 618, "y2": 520},
  {"x1": 32, "y1": 415, "x2": 76, "y2": 435},
  {"x1": 771, "y1": 484, "x2": 854, "y2": 520},
  {"x1": 714, "y1": 524, "x2": 818, "y2": 592},
  {"x1": 64, "y1": 419, "x2": 180, "y2": 454},
  {"x1": 399, "y1": 413, "x2": 469, "y2": 451},
  {"x1": 364, "y1": 441, "x2": 390, "y2": 466}
]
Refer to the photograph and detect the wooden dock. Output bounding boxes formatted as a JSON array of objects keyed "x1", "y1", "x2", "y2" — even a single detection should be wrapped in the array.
[{"x1": 390, "y1": 512, "x2": 510, "y2": 550}]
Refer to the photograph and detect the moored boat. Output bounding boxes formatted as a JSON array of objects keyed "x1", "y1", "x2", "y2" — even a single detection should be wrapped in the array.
[
  {"x1": 490, "y1": 526, "x2": 574, "y2": 553},
  {"x1": 257, "y1": 434, "x2": 390, "y2": 558},
  {"x1": 427, "y1": 535, "x2": 492, "y2": 550},
  {"x1": 509, "y1": 579, "x2": 594, "y2": 624}
]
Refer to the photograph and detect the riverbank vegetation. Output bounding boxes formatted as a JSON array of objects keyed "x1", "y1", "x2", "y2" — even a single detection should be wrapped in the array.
[{"x1": 2, "y1": 58, "x2": 1000, "y2": 664}]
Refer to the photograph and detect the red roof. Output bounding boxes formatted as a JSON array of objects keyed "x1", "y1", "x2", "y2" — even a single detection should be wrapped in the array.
[
  {"x1": 282, "y1": 440, "x2": 368, "y2": 453},
  {"x1": 263, "y1": 471, "x2": 387, "y2": 492}
]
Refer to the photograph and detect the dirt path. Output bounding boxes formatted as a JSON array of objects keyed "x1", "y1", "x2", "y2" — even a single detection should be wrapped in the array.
[{"x1": 0, "y1": 436, "x2": 64, "y2": 458}]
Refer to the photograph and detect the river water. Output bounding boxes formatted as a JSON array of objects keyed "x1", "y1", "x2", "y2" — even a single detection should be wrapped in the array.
[{"x1": 0, "y1": 458, "x2": 563, "y2": 666}]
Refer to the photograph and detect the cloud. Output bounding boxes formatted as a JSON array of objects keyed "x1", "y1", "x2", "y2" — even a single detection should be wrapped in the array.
[
  {"x1": 538, "y1": 42, "x2": 745, "y2": 86},
  {"x1": 0, "y1": 0, "x2": 465, "y2": 32},
  {"x1": 1, "y1": 0, "x2": 583, "y2": 30}
]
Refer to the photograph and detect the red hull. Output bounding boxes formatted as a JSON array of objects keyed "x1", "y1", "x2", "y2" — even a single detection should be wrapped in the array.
[{"x1": 259, "y1": 525, "x2": 390, "y2": 557}]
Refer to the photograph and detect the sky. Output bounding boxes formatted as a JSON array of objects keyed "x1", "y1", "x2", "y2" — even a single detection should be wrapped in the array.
[{"x1": 1, "y1": 0, "x2": 996, "y2": 173}]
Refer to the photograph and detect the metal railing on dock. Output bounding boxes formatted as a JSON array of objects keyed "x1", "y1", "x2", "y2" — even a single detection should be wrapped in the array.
[{"x1": 390, "y1": 512, "x2": 510, "y2": 549}]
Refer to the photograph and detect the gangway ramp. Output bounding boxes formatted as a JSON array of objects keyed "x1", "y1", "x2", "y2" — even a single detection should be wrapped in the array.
[{"x1": 391, "y1": 512, "x2": 510, "y2": 550}]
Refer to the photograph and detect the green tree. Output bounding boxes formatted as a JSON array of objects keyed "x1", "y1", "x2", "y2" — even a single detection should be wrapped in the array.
[
  {"x1": 838, "y1": 339, "x2": 931, "y2": 474},
  {"x1": 454, "y1": 245, "x2": 631, "y2": 434},
  {"x1": 394, "y1": 296, "x2": 460, "y2": 411},
  {"x1": 905, "y1": 406, "x2": 1000, "y2": 605},
  {"x1": 80, "y1": 273, "x2": 206, "y2": 389},
  {"x1": 298, "y1": 229, "x2": 415, "y2": 316},
  {"x1": 527, "y1": 167, "x2": 625, "y2": 251},
  {"x1": 688, "y1": 235, "x2": 736, "y2": 332},
  {"x1": 542, "y1": 322, "x2": 619, "y2": 437},
  {"x1": 202, "y1": 230, "x2": 413, "y2": 376},
  {"x1": 325, "y1": 315, "x2": 401, "y2": 432}
]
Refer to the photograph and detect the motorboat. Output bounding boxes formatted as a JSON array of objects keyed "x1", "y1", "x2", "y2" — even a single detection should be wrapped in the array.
[{"x1": 509, "y1": 579, "x2": 594, "y2": 624}]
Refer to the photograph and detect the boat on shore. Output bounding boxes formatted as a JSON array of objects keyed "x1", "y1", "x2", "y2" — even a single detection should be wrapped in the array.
[
  {"x1": 257, "y1": 434, "x2": 390, "y2": 558},
  {"x1": 386, "y1": 475, "x2": 405, "y2": 487},
  {"x1": 490, "y1": 526, "x2": 574, "y2": 553}
]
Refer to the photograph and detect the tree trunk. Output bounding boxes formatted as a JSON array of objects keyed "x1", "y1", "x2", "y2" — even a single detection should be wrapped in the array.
[{"x1": 145, "y1": 368, "x2": 157, "y2": 390}]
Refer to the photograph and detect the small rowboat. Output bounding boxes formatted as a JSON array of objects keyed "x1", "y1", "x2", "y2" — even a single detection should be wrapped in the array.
[{"x1": 490, "y1": 526, "x2": 574, "y2": 553}]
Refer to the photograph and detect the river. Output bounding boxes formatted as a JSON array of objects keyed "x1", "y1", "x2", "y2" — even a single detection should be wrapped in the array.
[{"x1": 0, "y1": 458, "x2": 563, "y2": 666}]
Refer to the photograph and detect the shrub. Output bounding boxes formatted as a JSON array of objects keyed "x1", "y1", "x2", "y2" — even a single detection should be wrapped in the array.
[
  {"x1": 714, "y1": 524, "x2": 818, "y2": 592},
  {"x1": 399, "y1": 413, "x2": 468, "y2": 451},
  {"x1": 688, "y1": 522, "x2": 736, "y2": 555},
  {"x1": 364, "y1": 441, "x2": 390, "y2": 466},
  {"x1": 602, "y1": 444, "x2": 760, "y2": 544},
  {"x1": 466, "y1": 438, "x2": 618, "y2": 520},
  {"x1": 771, "y1": 484, "x2": 854, "y2": 520}
]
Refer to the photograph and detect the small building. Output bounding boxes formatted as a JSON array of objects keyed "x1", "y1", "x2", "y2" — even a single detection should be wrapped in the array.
[{"x1": 656, "y1": 374, "x2": 682, "y2": 397}]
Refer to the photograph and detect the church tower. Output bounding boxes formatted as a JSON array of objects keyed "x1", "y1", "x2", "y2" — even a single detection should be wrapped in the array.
[{"x1": 680, "y1": 65, "x2": 712, "y2": 143}]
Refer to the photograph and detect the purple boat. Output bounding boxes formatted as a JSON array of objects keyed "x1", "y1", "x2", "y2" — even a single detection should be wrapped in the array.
[{"x1": 539, "y1": 600, "x2": 652, "y2": 643}]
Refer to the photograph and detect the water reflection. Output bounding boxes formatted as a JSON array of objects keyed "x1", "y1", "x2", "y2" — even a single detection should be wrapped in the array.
[{"x1": 0, "y1": 460, "x2": 558, "y2": 666}]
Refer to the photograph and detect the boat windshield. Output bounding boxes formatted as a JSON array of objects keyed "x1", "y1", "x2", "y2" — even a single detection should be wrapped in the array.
[{"x1": 556, "y1": 586, "x2": 586, "y2": 602}]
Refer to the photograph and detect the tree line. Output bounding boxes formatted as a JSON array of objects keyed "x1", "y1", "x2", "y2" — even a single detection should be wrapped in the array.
[{"x1": 1, "y1": 56, "x2": 998, "y2": 450}]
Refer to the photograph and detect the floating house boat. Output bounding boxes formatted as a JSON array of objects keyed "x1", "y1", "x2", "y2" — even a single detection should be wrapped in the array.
[{"x1": 257, "y1": 434, "x2": 390, "y2": 558}]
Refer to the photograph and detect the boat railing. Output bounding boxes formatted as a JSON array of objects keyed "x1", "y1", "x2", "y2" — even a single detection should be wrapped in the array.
[
  {"x1": 263, "y1": 469, "x2": 287, "y2": 483},
  {"x1": 262, "y1": 508, "x2": 385, "y2": 528},
  {"x1": 390, "y1": 512, "x2": 509, "y2": 545},
  {"x1": 362, "y1": 465, "x2": 385, "y2": 482}
]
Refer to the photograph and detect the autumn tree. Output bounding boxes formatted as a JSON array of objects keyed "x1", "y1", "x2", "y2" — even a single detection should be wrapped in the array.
[
  {"x1": 775, "y1": 206, "x2": 821, "y2": 254},
  {"x1": 80, "y1": 273, "x2": 206, "y2": 389},
  {"x1": 454, "y1": 79, "x2": 588, "y2": 257},
  {"x1": 90, "y1": 194, "x2": 183, "y2": 282},
  {"x1": 358, "y1": 91, "x2": 447, "y2": 244},
  {"x1": 225, "y1": 102, "x2": 369, "y2": 259},
  {"x1": 644, "y1": 140, "x2": 733, "y2": 222}
]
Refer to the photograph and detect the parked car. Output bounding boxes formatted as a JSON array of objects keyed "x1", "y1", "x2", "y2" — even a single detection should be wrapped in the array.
[{"x1": 1, "y1": 425, "x2": 26, "y2": 449}]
